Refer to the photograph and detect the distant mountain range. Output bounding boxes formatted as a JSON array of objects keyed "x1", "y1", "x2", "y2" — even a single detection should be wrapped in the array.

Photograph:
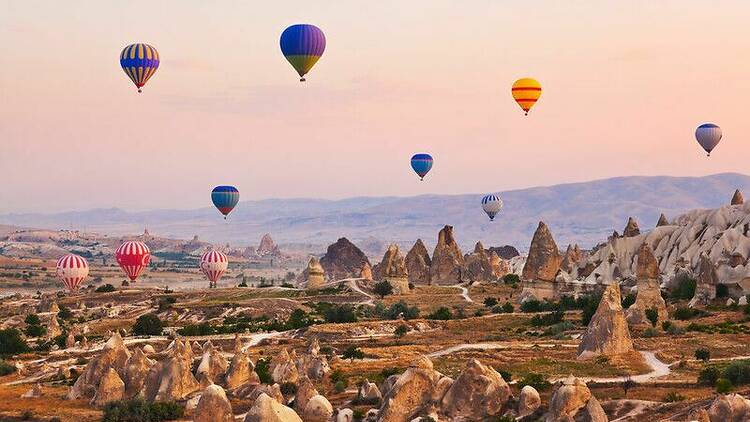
[{"x1": 2, "y1": 173, "x2": 749, "y2": 255}]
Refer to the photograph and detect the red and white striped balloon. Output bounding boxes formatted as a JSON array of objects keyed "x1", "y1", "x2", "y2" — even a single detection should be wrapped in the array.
[
  {"x1": 200, "y1": 250, "x2": 228, "y2": 285},
  {"x1": 56, "y1": 254, "x2": 89, "y2": 292},
  {"x1": 115, "y1": 241, "x2": 151, "y2": 281}
]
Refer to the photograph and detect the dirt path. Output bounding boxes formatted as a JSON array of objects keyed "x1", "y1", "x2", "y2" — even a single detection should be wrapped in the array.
[
  {"x1": 343, "y1": 278, "x2": 375, "y2": 306},
  {"x1": 451, "y1": 284, "x2": 473, "y2": 303}
]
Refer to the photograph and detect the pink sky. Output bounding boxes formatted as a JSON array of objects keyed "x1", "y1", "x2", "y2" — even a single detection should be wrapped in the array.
[{"x1": 1, "y1": 1, "x2": 749, "y2": 213}]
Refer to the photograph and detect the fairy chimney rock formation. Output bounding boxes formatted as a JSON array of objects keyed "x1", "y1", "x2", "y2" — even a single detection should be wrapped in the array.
[
  {"x1": 656, "y1": 213, "x2": 669, "y2": 227},
  {"x1": 463, "y1": 242, "x2": 497, "y2": 282},
  {"x1": 374, "y1": 244, "x2": 410, "y2": 294},
  {"x1": 430, "y1": 225, "x2": 465, "y2": 284},
  {"x1": 546, "y1": 376, "x2": 607, "y2": 422},
  {"x1": 304, "y1": 257, "x2": 326, "y2": 290},
  {"x1": 257, "y1": 233, "x2": 281, "y2": 257},
  {"x1": 560, "y1": 244, "x2": 583, "y2": 274},
  {"x1": 319, "y1": 238, "x2": 370, "y2": 281},
  {"x1": 626, "y1": 243, "x2": 668, "y2": 325},
  {"x1": 522, "y1": 222, "x2": 562, "y2": 282},
  {"x1": 359, "y1": 262, "x2": 373, "y2": 280},
  {"x1": 195, "y1": 384, "x2": 234, "y2": 422},
  {"x1": 577, "y1": 282, "x2": 634, "y2": 359},
  {"x1": 732, "y1": 189, "x2": 745, "y2": 205},
  {"x1": 690, "y1": 253, "x2": 719, "y2": 308},
  {"x1": 623, "y1": 217, "x2": 641, "y2": 237},
  {"x1": 406, "y1": 239, "x2": 432, "y2": 285}
]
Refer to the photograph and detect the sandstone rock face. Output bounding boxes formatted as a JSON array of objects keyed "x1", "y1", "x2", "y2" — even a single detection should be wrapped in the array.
[
  {"x1": 578, "y1": 283, "x2": 634, "y2": 359},
  {"x1": 303, "y1": 394, "x2": 334, "y2": 422},
  {"x1": 226, "y1": 349, "x2": 258, "y2": 389},
  {"x1": 92, "y1": 368, "x2": 125, "y2": 407},
  {"x1": 196, "y1": 342, "x2": 229, "y2": 383},
  {"x1": 463, "y1": 242, "x2": 497, "y2": 282},
  {"x1": 65, "y1": 332, "x2": 75, "y2": 349},
  {"x1": 271, "y1": 349, "x2": 299, "y2": 385},
  {"x1": 440, "y1": 358, "x2": 511, "y2": 420},
  {"x1": 522, "y1": 222, "x2": 562, "y2": 282},
  {"x1": 518, "y1": 385, "x2": 541, "y2": 418},
  {"x1": 690, "y1": 253, "x2": 719, "y2": 308},
  {"x1": 359, "y1": 262, "x2": 373, "y2": 280},
  {"x1": 195, "y1": 384, "x2": 234, "y2": 422},
  {"x1": 257, "y1": 233, "x2": 281, "y2": 257},
  {"x1": 405, "y1": 239, "x2": 431, "y2": 285},
  {"x1": 732, "y1": 189, "x2": 745, "y2": 205},
  {"x1": 142, "y1": 353, "x2": 200, "y2": 402},
  {"x1": 560, "y1": 244, "x2": 583, "y2": 274},
  {"x1": 319, "y1": 238, "x2": 370, "y2": 281},
  {"x1": 546, "y1": 376, "x2": 607, "y2": 422},
  {"x1": 374, "y1": 244, "x2": 409, "y2": 280},
  {"x1": 378, "y1": 356, "x2": 444, "y2": 422},
  {"x1": 626, "y1": 243, "x2": 668, "y2": 325},
  {"x1": 656, "y1": 213, "x2": 670, "y2": 227},
  {"x1": 294, "y1": 376, "x2": 319, "y2": 414},
  {"x1": 244, "y1": 393, "x2": 302, "y2": 422},
  {"x1": 68, "y1": 333, "x2": 131, "y2": 400},
  {"x1": 430, "y1": 226, "x2": 465, "y2": 285},
  {"x1": 303, "y1": 257, "x2": 326, "y2": 290},
  {"x1": 488, "y1": 245, "x2": 520, "y2": 260},
  {"x1": 46, "y1": 314, "x2": 62, "y2": 339},
  {"x1": 357, "y1": 379, "x2": 382, "y2": 404},
  {"x1": 123, "y1": 348, "x2": 154, "y2": 398},
  {"x1": 336, "y1": 408, "x2": 354, "y2": 422},
  {"x1": 295, "y1": 351, "x2": 330, "y2": 381},
  {"x1": 708, "y1": 393, "x2": 750, "y2": 422},
  {"x1": 488, "y1": 251, "x2": 510, "y2": 279},
  {"x1": 623, "y1": 217, "x2": 641, "y2": 237}
]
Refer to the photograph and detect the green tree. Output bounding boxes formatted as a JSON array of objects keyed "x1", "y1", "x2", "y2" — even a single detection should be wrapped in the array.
[
  {"x1": 694, "y1": 348, "x2": 711, "y2": 362},
  {"x1": 645, "y1": 307, "x2": 659, "y2": 327},
  {"x1": 342, "y1": 345, "x2": 365, "y2": 362},
  {"x1": 716, "y1": 378, "x2": 733, "y2": 393},
  {"x1": 58, "y1": 305, "x2": 74, "y2": 320},
  {"x1": 501, "y1": 302, "x2": 514, "y2": 313},
  {"x1": 373, "y1": 280, "x2": 394, "y2": 299},
  {"x1": 132, "y1": 313, "x2": 163, "y2": 336},
  {"x1": 25, "y1": 325, "x2": 46, "y2": 338},
  {"x1": 255, "y1": 358, "x2": 272, "y2": 384},
  {"x1": 483, "y1": 297, "x2": 498, "y2": 308},
  {"x1": 0, "y1": 329, "x2": 29, "y2": 355},
  {"x1": 427, "y1": 307, "x2": 453, "y2": 320},
  {"x1": 24, "y1": 314, "x2": 40, "y2": 326},
  {"x1": 394, "y1": 324, "x2": 408, "y2": 338}
]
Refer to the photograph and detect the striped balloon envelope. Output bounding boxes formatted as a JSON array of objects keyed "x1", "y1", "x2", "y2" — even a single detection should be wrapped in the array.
[
  {"x1": 115, "y1": 241, "x2": 151, "y2": 281},
  {"x1": 481, "y1": 194, "x2": 503, "y2": 221},
  {"x1": 200, "y1": 250, "x2": 228, "y2": 288},
  {"x1": 280, "y1": 24, "x2": 326, "y2": 82},
  {"x1": 211, "y1": 186, "x2": 240, "y2": 219},
  {"x1": 56, "y1": 254, "x2": 89, "y2": 292},
  {"x1": 120, "y1": 43, "x2": 160, "y2": 93},
  {"x1": 410, "y1": 153, "x2": 434, "y2": 181},
  {"x1": 511, "y1": 78, "x2": 542, "y2": 115},
  {"x1": 695, "y1": 123, "x2": 722, "y2": 156}
]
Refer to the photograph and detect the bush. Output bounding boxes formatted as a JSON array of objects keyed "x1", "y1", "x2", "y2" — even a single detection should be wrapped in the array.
[
  {"x1": 722, "y1": 360, "x2": 750, "y2": 386},
  {"x1": 255, "y1": 358, "x2": 272, "y2": 384},
  {"x1": 501, "y1": 302, "x2": 514, "y2": 313},
  {"x1": 698, "y1": 366, "x2": 721, "y2": 386},
  {"x1": 25, "y1": 324, "x2": 46, "y2": 338},
  {"x1": 342, "y1": 345, "x2": 365, "y2": 361},
  {"x1": 132, "y1": 314, "x2": 163, "y2": 336},
  {"x1": 373, "y1": 280, "x2": 394, "y2": 298},
  {"x1": 519, "y1": 373, "x2": 551, "y2": 391},
  {"x1": 497, "y1": 369, "x2": 512, "y2": 382},
  {"x1": 95, "y1": 284, "x2": 116, "y2": 293},
  {"x1": 661, "y1": 320, "x2": 673, "y2": 331},
  {"x1": 334, "y1": 380, "x2": 347, "y2": 393},
  {"x1": 662, "y1": 391, "x2": 685, "y2": 402},
  {"x1": 427, "y1": 307, "x2": 453, "y2": 320},
  {"x1": 716, "y1": 378, "x2": 734, "y2": 393},
  {"x1": 0, "y1": 359, "x2": 16, "y2": 376},
  {"x1": 621, "y1": 293, "x2": 636, "y2": 309},
  {"x1": 695, "y1": 348, "x2": 711, "y2": 362},
  {"x1": 58, "y1": 305, "x2": 73, "y2": 320},
  {"x1": 102, "y1": 399, "x2": 183, "y2": 422},
  {"x1": 483, "y1": 297, "x2": 498, "y2": 308},
  {"x1": 382, "y1": 301, "x2": 420, "y2": 320},
  {"x1": 645, "y1": 307, "x2": 659, "y2": 327},
  {"x1": 642, "y1": 327, "x2": 659, "y2": 338},
  {"x1": 530, "y1": 310, "x2": 564, "y2": 327},
  {"x1": 158, "y1": 296, "x2": 177, "y2": 311},
  {"x1": 0, "y1": 329, "x2": 29, "y2": 355},
  {"x1": 24, "y1": 314, "x2": 41, "y2": 326},
  {"x1": 324, "y1": 304, "x2": 358, "y2": 323},
  {"x1": 671, "y1": 277, "x2": 697, "y2": 300},
  {"x1": 280, "y1": 382, "x2": 297, "y2": 396},
  {"x1": 503, "y1": 274, "x2": 520, "y2": 284},
  {"x1": 394, "y1": 324, "x2": 408, "y2": 338},
  {"x1": 716, "y1": 284, "x2": 729, "y2": 298},
  {"x1": 673, "y1": 307, "x2": 701, "y2": 320}
]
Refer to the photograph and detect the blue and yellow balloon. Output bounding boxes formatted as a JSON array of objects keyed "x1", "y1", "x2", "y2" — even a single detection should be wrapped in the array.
[
  {"x1": 280, "y1": 24, "x2": 326, "y2": 82},
  {"x1": 120, "y1": 43, "x2": 159, "y2": 93}
]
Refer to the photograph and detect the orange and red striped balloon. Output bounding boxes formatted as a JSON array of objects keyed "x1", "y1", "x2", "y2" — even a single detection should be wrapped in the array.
[{"x1": 511, "y1": 78, "x2": 542, "y2": 115}]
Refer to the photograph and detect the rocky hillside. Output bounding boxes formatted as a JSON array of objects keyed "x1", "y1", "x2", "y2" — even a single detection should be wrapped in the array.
[{"x1": 3, "y1": 173, "x2": 750, "y2": 252}]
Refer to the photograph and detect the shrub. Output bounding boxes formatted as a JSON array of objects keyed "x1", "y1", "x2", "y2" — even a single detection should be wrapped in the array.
[
  {"x1": 722, "y1": 360, "x2": 750, "y2": 386},
  {"x1": 342, "y1": 345, "x2": 365, "y2": 361},
  {"x1": 330, "y1": 368, "x2": 347, "y2": 385},
  {"x1": 334, "y1": 380, "x2": 347, "y2": 393},
  {"x1": 374, "y1": 367, "x2": 402, "y2": 383},
  {"x1": 255, "y1": 358, "x2": 272, "y2": 384},
  {"x1": 373, "y1": 280, "x2": 394, "y2": 298},
  {"x1": 394, "y1": 325, "x2": 408, "y2": 338},
  {"x1": 662, "y1": 391, "x2": 685, "y2": 402},
  {"x1": 324, "y1": 304, "x2": 358, "y2": 323},
  {"x1": 158, "y1": 296, "x2": 177, "y2": 311},
  {"x1": 280, "y1": 382, "x2": 297, "y2": 397},
  {"x1": 95, "y1": 284, "x2": 116, "y2": 293},
  {"x1": 501, "y1": 302, "x2": 514, "y2": 313},
  {"x1": 58, "y1": 305, "x2": 73, "y2": 320},
  {"x1": 716, "y1": 378, "x2": 734, "y2": 393},
  {"x1": 698, "y1": 366, "x2": 720, "y2": 386},
  {"x1": 542, "y1": 321, "x2": 575, "y2": 337},
  {"x1": 382, "y1": 301, "x2": 420, "y2": 320},
  {"x1": 25, "y1": 324, "x2": 46, "y2": 338},
  {"x1": 530, "y1": 310, "x2": 564, "y2": 327},
  {"x1": 621, "y1": 293, "x2": 636, "y2": 309},
  {"x1": 519, "y1": 373, "x2": 551, "y2": 391},
  {"x1": 427, "y1": 307, "x2": 453, "y2": 320},
  {"x1": 497, "y1": 369, "x2": 512, "y2": 382},
  {"x1": 503, "y1": 274, "x2": 520, "y2": 284},
  {"x1": 716, "y1": 284, "x2": 729, "y2": 298},
  {"x1": 581, "y1": 295, "x2": 601, "y2": 326},
  {"x1": 24, "y1": 314, "x2": 41, "y2": 326},
  {"x1": 642, "y1": 327, "x2": 658, "y2": 338},
  {"x1": 645, "y1": 307, "x2": 659, "y2": 327},
  {"x1": 238, "y1": 281, "x2": 248, "y2": 287},
  {"x1": 102, "y1": 399, "x2": 183, "y2": 422},
  {"x1": 483, "y1": 297, "x2": 498, "y2": 308},
  {"x1": 0, "y1": 359, "x2": 16, "y2": 376},
  {"x1": 0, "y1": 329, "x2": 29, "y2": 355},
  {"x1": 133, "y1": 314, "x2": 163, "y2": 336},
  {"x1": 673, "y1": 306, "x2": 700, "y2": 320},
  {"x1": 661, "y1": 320, "x2": 673, "y2": 331},
  {"x1": 695, "y1": 348, "x2": 711, "y2": 362},
  {"x1": 671, "y1": 277, "x2": 697, "y2": 300}
]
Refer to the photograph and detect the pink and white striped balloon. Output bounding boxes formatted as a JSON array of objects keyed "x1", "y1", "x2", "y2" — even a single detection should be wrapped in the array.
[
  {"x1": 200, "y1": 250, "x2": 228, "y2": 286},
  {"x1": 56, "y1": 254, "x2": 89, "y2": 292}
]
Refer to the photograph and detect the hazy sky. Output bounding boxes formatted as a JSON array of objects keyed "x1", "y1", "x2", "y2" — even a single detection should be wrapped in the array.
[{"x1": 2, "y1": 1, "x2": 749, "y2": 213}]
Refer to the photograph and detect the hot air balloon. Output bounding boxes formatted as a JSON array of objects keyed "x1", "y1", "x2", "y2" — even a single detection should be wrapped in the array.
[
  {"x1": 56, "y1": 254, "x2": 89, "y2": 293},
  {"x1": 410, "y1": 153, "x2": 434, "y2": 181},
  {"x1": 511, "y1": 78, "x2": 542, "y2": 115},
  {"x1": 280, "y1": 24, "x2": 326, "y2": 82},
  {"x1": 120, "y1": 43, "x2": 160, "y2": 93},
  {"x1": 211, "y1": 186, "x2": 240, "y2": 219},
  {"x1": 200, "y1": 250, "x2": 228, "y2": 288},
  {"x1": 695, "y1": 123, "x2": 722, "y2": 156},
  {"x1": 115, "y1": 241, "x2": 151, "y2": 282},
  {"x1": 481, "y1": 194, "x2": 503, "y2": 221}
]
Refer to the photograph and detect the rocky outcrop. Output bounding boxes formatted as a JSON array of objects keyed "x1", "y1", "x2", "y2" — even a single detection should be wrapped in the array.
[
  {"x1": 295, "y1": 349, "x2": 330, "y2": 381},
  {"x1": 522, "y1": 222, "x2": 561, "y2": 282},
  {"x1": 463, "y1": 242, "x2": 497, "y2": 282},
  {"x1": 488, "y1": 251, "x2": 510, "y2": 279},
  {"x1": 46, "y1": 314, "x2": 62, "y2": 339},
  {"x1": 518, "y1": 385, "x2": 541, "y2": 418},
  {"x1": 430, "y1": 226, "x2": 465, "y2": 285},
  {"x1": 226, "y1": 349, "x2": 258, "y2": 389},
  {"x1": 257, "y1": 233, "x2": 281, "y2": 257},
  {"x1": 123, "y1": 348, "x2": 154, "y2": 398},
  {"x1": 405, "y1": 239, "x2": 431, "y2": 285},
  {"x1": 707, "y1": 393, "x2": 750, "y2": 422},
  {"x1": 303, "y1": 394, "x2": 334, "y2": 422},
  {"x1": 68, "y1": 333, "x2": 131, "y2": 400},
  {"x1": 359, "y1": 262, "x2": 373, "y2": 280},
  {"x1": 294, "y1": 376, "x2": 319, "y2": 414},
  {"x1": 196, "y1": 341, "x2": 228, "y2": 383},
  {"x1": 195, "y1": 384, "x2": 234, "y2": 422},
  {"x1": 577, "y1": 283, "x2": 634, "y2": 359},
  {"x1": 488, "y1": 245, "x2": 520, "y2": 260},
  {"x1": 623, "y1": 217, "x2": 640, "y2": 237},
  {"x1": 244, "y1": 393, "x2": 302, "y2": 422},
  {"x1": 690, "y1": 253, "x2": 719, "y2": 308},
  {"x1": 732, "y1": 189, "x2": 745, "y2": 205},
  {"x1": 271, "y1": 349, "x2": 299, "y2": 385},
  {"x1": 142, "y1": 350, "x2": 200, "y2": 402},
  {"x1": 374, "y1": 244, "x2": 410, "y2": 293},
  {"x1": 92, "y1": 368, "x2": 125, "y2": 407},
  {"x1": 626, "y1": 243, "x2": 668, "y2": 325},
  {"x1": 440, "y1": 358, "x2": 511, "y2": 420},
  {"x1": 357, "y1": 379, "x2": 382, "y2": 404},
  {"x1": 319, "y1": 238, "x2": 370, "y2": 281},
  {"x1": 656, "y1": 213, "x2": 669, "y2": 227},
  {"x1": 302, "y1": 257, "x2": 326, "y2": 290},
  {"x1": 560, "y1": 244, "x2": 583, "y2": 274},
  {"x1": 546, "y1": 376, "x2": 607, "y2": 422},
  {"x1": 378, "y1": 356, "x2": 446, "y2": 422}
]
